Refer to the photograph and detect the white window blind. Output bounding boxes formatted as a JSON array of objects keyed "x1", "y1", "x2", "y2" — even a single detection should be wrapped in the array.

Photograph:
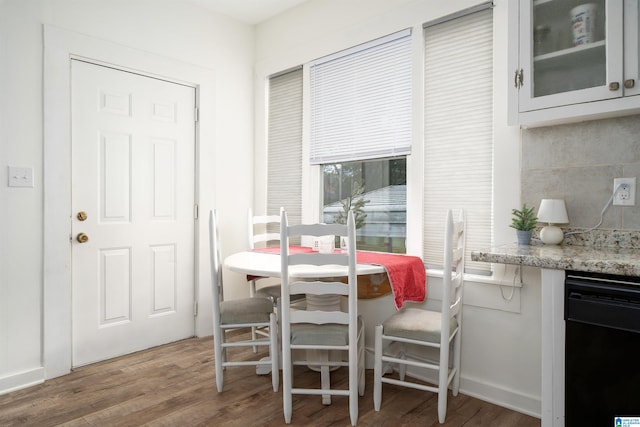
[
  {"x1": 423, "y1": 6, "x2": 494, "y2": 273},
  {"x1": 310, "y1": 29, "x2": 412, "y2": 165},
  {"x1": 267, "y1": 68, "x2": 303, "y2": 226}
]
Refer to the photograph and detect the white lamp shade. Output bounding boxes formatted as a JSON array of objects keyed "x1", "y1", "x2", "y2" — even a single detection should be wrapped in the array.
[{"x1": 537, "y1": 199, "x2": 569, "y2": 224}]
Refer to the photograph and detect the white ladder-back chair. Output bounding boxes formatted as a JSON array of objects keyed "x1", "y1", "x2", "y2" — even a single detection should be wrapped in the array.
[
  {"x1": 247, "y1": 207, "x2": 305, "y2": 350},
  {"x1": 208, "y1": 210, "x2": 278, "y2": 393},
  {"x1": 280, "y1": 210, "x2": 365, "y2": 426},
  {"x1": 373, "y1": 209, "x2": 466, "y2": 424}
]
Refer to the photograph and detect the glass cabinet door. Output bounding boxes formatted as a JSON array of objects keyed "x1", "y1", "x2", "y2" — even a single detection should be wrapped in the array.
[{"x1": 518, "y1": 0, "x2": 624, "y2": 112}]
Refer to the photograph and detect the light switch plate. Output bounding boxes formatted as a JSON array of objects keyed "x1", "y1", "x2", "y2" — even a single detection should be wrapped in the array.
[{"x1": 8, "y1": 166, "x2": 34, "y2": 188}]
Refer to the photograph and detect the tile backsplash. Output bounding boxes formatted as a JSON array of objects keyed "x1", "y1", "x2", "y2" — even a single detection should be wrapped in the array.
[{"x1": 521, "y1": 114, "x2": 640, "y2": 231}]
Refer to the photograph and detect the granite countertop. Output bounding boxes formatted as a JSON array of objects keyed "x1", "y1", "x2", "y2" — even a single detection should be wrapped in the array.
[{"x1": 471, "y1": 229, "x2": 640, "y2": 276}]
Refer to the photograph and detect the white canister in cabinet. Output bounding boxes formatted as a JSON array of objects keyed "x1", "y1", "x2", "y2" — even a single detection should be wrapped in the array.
[{"x1": 571, "y1": 3, "x2": 597, "y2": 46}]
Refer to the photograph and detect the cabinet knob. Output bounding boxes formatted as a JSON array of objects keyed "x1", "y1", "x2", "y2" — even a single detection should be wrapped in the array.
[
  {"x1": 624, "y1": 79, "x2": 635, "y2": 89},
  {"x1": 609, "y1": 82, "x2": 620, "y2": 91}
]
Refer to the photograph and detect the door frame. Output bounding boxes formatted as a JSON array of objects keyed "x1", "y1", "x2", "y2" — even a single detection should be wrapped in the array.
[{"x1": 44, "y1": 25, "x2": 216, "y2": 380}]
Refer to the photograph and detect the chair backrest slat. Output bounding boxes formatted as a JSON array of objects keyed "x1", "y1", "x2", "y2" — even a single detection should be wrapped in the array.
[
  {"x1": 291, "y1": 310, "x2": 349, "y2": 325},
  {"x1": 248, "y1": 207, "x2": 283, "y2": 249},
  {"x1": 289, "y1": 280, "x2": 349, "y2": 296},
  {"x1": 288, "y1": 252, "x2": 349, "y2": 267},
  {"x1": 288, "y1": 222, "x2": 347, "y2": 238}
]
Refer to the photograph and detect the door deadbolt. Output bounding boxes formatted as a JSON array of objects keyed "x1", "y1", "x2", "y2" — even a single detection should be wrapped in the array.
[
  {"x1": 76, "y1": 233, "x2": 89, "y2": 243},
  {"x1": 77, "y1": 211, "x2": 88, "y2": 221}
]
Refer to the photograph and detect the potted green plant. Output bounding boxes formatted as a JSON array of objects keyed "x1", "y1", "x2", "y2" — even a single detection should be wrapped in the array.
[{"x1": 510, "y1": 203, "x2": 538, "y2": 245}]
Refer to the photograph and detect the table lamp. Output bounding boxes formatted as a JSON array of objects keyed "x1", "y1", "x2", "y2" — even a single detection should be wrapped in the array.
[{"x1": 537, "y1": 199, "x2": 569, "y2": 245}]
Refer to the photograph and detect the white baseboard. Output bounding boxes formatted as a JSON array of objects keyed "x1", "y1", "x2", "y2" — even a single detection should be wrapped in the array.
[
  {"x1": 0, "y1": 367, "x2": 45, "y2": 396},
  {"x1": 458, "y1": 373, "x2": 541, "y2": 419}
]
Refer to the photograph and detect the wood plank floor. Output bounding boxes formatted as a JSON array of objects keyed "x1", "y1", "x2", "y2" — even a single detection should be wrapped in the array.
[{"x1": 0, "y1": 334, "x2": 540, "y2": 426}]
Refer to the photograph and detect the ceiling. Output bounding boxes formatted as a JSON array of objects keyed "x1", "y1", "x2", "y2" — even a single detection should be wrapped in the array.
[{"x1": 181, "y1": 0, "x2": 310, "y2": 24}]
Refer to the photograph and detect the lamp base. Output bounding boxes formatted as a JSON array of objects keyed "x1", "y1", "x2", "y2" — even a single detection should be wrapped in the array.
[{"x1": 540, "y1": 225, "x2": 564, "y2": 245}]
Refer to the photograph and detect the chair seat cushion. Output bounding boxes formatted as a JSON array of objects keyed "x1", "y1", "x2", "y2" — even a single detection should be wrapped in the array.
[
  {"x1": 290, "y1": 317, "x2": 363, "y2": 346},
  {"x1": 220, "y1": 297, "x2": 273, "y2": 325},
  {"x1": 382, "y1": 307, "x2": 458, "y2": 343},
  {"x1": 291, "y1": 323, "x2": 348, "y2": 346}
]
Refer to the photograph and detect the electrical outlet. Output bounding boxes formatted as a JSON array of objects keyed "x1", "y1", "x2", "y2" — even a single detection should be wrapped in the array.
[{"x1": 613, "y1": 177, "x2": 636, "y2": 206}]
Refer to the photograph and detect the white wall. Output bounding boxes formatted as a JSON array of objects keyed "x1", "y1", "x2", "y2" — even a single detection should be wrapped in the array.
[
  {"x1": 253, "y1": 0, "x2": 541, "y2": 417},
  {"x1": 0, "y1": 0, "x2": 254, "y2": 393}
]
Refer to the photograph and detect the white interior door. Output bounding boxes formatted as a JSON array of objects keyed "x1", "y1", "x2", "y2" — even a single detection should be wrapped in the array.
[{"x1": 71, "y1": 59, "x2": 196, "y2": 367}]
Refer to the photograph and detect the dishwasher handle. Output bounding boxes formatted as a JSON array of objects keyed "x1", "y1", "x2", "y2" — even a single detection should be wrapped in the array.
[{"x1": 566, "y1": 288, "x2": 640, "y2": 334}]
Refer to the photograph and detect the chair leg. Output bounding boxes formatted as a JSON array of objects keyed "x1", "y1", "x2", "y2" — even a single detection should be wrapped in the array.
[
  {"x1": 213, "y1": 329, "x2": 224, "y2": 393},
  {"x1": 275, "y1": 297, "x2": 282, "y2": 342},
  {"x1": 358, "y1": 321, "x2": 365, "y2": 397},
  {"x1": 358, "y1": 345, "x2": 365, "y2": 396},
  {"x1": 269, "y1": 313, "x2": 279, "y2": 392},
  {"x1": 283, "y1": 360, "x2": 292, "y2": 424},
  {"x1": 373, "y1": 324, "x2": 383, "y2": 411},
  {"x1": 438, "y1": 387, "x2": 448, "y2": 424},
  {"x1": 349, "y1": 333, "x2": 359, "y2": 426},
  {"x1": 282, "y1": 330, "x2": 292, "y2": 424},
  {"x1": 398, "y1": 348, "x2": 406, "y2": 381},
  {"x1": 452, "y1": 330, "x2": 462, "y2": 396},
  {"x1": 349, "y1": 375, "x2": 358, "y2": 427},
  {"x1": 250, "y1": 280, "x2": 258, "y2": 353},
  {"x1": 320, "y1": 358, "x2": 331, "y2": 405},
  {"x1": 438, "y1": 344, "x2": 450, "y2": 424}
]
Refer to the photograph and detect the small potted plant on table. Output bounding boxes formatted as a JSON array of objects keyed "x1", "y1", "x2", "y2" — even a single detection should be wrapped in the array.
[{"x1": 510, "y1": 203, "x2": 537, "y2": 245}]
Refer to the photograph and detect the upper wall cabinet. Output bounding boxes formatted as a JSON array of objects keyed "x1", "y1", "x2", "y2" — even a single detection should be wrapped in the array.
[{"x1": 508, "y1": 0, "x2": 640, "y2": 126}]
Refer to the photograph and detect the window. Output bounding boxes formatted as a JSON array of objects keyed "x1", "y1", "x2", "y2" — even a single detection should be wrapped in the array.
[
  {"x1": 423, "y1": 4, "x2": 494, "y2": 273},
  {"x1": 322, "y1": 158, "x2": 406, "y2": 252},
  {"x1": 311, "y1": 30, "x2": 412, "y2": 253},
  {"x1": 267, "y1": 68, "x2": 303, "y2": 226}
]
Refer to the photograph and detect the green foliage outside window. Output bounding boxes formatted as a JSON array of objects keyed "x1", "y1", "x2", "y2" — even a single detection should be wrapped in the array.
[{"x1": 334, "y1": 181, "x2": 369, "y2": 230}]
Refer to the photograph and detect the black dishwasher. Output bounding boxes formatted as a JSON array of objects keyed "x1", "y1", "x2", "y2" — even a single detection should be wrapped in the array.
[{"x1": 565, "y1": 271, "x2": 640, "y2": 426}]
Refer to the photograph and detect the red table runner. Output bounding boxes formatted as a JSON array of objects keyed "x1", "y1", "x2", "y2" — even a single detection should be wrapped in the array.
[
  {"x1": 355, "y1": 250, "x2": 426, "y2": 309},
  {"x1": 250, "y1": 246, "x2": 426, "y2": 309}
]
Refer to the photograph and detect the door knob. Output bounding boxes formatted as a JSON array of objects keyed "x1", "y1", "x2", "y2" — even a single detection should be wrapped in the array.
[
  {"x1": 76, "y1": 233, "x2": 89, "y2": 243},
  {"x1": 609, "y1": 82, "x2": 620, "y2": 91},
  {"x1": 77, "y1": 211, "x2": 88, "y2": 221},
  {"x1": 624, "y1": 79, "x2": 635, "y2": 89}
]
